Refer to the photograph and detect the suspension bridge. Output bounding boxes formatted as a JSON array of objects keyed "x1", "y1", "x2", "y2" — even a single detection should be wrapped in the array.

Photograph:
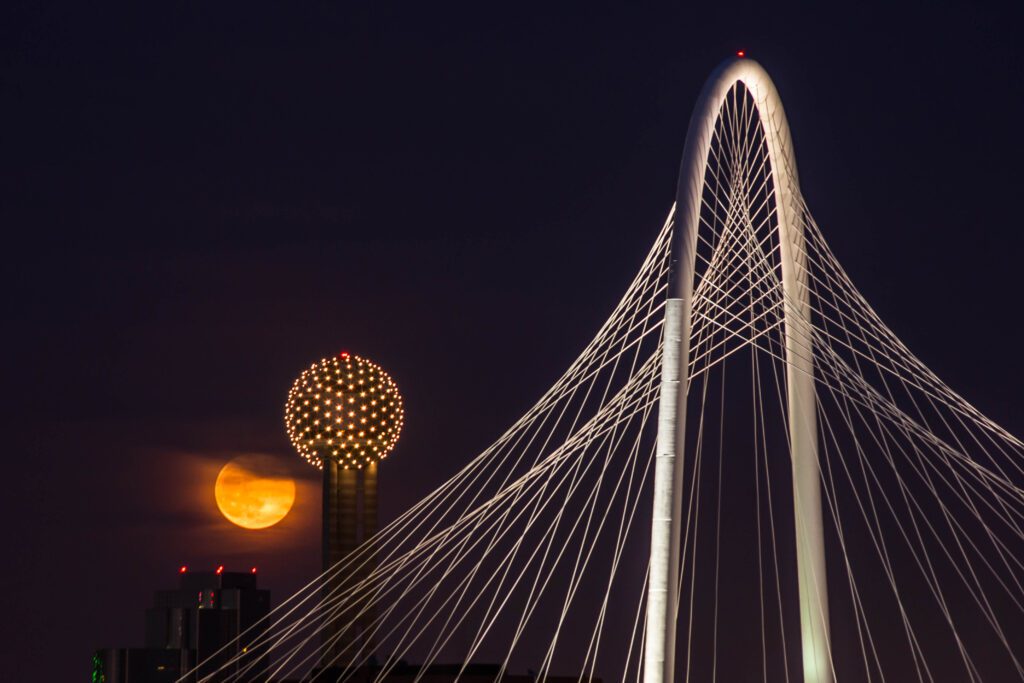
[{"x1": 183, "y1": 56, "x2": 1024, "y2": 683}]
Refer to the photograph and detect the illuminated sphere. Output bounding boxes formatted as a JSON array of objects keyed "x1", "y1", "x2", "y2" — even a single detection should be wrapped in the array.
[{"x1": 284, "y1": 352, "x2": 404, "y2": 470}]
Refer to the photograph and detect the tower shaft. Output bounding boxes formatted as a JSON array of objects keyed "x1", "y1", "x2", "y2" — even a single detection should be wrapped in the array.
[
  {"x1": 359, "y1": 462, "x2": 378, "y2": 659},
  {"x1": 646, "y1": 299, "x2": 685, "y2": 683},
  {"x1": 321, "y1": 461, "x2": 380, "y2": 670}
]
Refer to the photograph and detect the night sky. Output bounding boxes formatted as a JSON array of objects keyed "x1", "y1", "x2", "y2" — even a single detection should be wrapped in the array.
[{"x1": 4, "y1": 2, "x2": 1024, "y2": 680}]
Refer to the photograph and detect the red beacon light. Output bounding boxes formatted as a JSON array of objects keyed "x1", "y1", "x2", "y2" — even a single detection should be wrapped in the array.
[
  {"x1": 250, "y1": 567, "x2": 258, "y2": 574},
  {"x1": 179, "y1": 565, "x2": 188, "y2": 574},
  {"x1": 215, "y1": 565, "x2": 224, "y2": 575},
  {"x1": 737, "y1": 50, "x2": 746, "y2": 58},
  {"x1": 339, "y1": 350, "x2": 350, "y2": 359}
]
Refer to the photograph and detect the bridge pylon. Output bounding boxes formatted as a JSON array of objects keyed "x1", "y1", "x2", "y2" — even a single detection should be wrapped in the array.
[{"x1": 645, "y1": 56, "x2": 832, "y2": 683}]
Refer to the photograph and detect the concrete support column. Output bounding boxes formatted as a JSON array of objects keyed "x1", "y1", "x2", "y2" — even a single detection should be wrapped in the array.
[
  {"x1": 321, "y1": 459, "x2": 342, "y2": 667},
  {"x1": 645, "y1": 299, "x2": 685, "y2": 683},
  {"x1": 360, "y1": 462, "x2": 378, "y2": 660},
  {"x1": 322, "y1": 463, "x2": 361, "y2": 668},
  {"x1": 322, "y1": 459, "x2": 341, "y2": 571}
]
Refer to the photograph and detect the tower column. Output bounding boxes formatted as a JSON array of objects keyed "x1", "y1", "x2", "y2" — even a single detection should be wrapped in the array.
[
  {"x1": 338, "y1": 467, "x2": 359, "y2": 558},
  {"x1": 322, "y1": 459, "x2": 341, "y2": 572},
  {"x1": 321, "y1": 459, "x2": 342, "y2": 668},
  {"x1": 646, "y1": 299, "x2": 685, "y2": 683},
  {"x1": 335, "y1": 466, "x2": 359, "y2": 665},
  {"x1": 362, "y1": 462, "x2": 378, "y2": 546},
  {"x1": 360, "y1": 462, "x2": 378, "y2": 660},
  {"x1": 321, "y1": 462, "x2": 361, "y2": 668}
]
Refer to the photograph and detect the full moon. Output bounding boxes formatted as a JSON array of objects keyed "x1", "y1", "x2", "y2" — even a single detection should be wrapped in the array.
[{"x1": 215, "y1": 457, "x2": 296, "y2": 529}]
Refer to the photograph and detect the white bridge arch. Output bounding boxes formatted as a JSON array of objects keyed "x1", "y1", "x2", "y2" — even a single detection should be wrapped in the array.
[{"x1": 646, "y1": 56, "x2": 832, "y2": 683}]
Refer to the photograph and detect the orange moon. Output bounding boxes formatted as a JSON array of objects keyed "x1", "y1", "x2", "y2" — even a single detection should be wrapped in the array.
[{"x1": 215, "y1": 457, "x2": 296, "y2": 529}]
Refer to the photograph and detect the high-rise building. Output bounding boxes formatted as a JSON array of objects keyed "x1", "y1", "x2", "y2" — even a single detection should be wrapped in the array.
[{"x1": 94, "y1": 566, "x2": 271, "y2": 683}]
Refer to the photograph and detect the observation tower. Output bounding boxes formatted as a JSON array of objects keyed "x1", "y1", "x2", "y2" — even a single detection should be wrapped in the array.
[{"x1": 285, "y1": 351, "x2": 404, "y2": 666}]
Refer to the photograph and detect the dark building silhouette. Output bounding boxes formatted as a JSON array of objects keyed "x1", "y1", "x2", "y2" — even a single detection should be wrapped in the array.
[{"x1": 94, "y1": 566, "x2": 271, "y2": 683}]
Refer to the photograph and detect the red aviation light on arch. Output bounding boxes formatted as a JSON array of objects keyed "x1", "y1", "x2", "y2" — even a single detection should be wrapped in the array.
[{"x1": 736, "y1": 50, "x2": 746, "y2": 58}]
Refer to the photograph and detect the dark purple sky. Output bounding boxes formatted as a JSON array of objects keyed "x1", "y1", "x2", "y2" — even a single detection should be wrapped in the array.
[{"x1": 3, "y1": 1, "x2": 1024, "y2": 680}]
